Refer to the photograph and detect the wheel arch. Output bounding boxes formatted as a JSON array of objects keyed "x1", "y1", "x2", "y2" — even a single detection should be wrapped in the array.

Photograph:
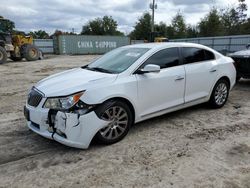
[
  {"x1": 100, "y1": 97, "x2": 136, "y2": 124},
  {"x1": 208, "y1": 76, "x2": 231, "y2": 108},
  {"x1": 218, "y1": 76, "x2": 231, "y2": 88},
  {"x1": 208, "y1": 75, "x2": 231, "y2": 101}
]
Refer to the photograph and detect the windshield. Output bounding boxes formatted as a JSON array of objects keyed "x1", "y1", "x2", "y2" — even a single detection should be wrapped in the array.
[{"x1": 85, "y1": 47, "x2": 149, "y2": 73}]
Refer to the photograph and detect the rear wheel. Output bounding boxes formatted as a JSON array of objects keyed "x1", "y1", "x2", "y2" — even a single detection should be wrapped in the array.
[
  {"x1": 23, "y1": 44, "x2": 39, "y2": 61},
  {"x1": 0, "y1": 46, "x2": 7, "y2": 64},
  {"x1": 209, "y1": 79, "x2": 229, "y2": 108},
  {"x1": 95, "y1": 100, "x2": 133, "y2": 145}
]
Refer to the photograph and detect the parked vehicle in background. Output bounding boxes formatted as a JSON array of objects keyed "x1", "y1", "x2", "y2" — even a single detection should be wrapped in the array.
[
  {"x1": 228, "y1": 44, "x2": 250, "y2": 81},
  {"x1": 24, "y1": 43, "x2": 236, "y2": 149},
  {"x1": 0, "y1": 18, "x2": 40, "y2": 64},
  {"x1": 154, "y1": 37, "x2": 169, "y2": 42}
]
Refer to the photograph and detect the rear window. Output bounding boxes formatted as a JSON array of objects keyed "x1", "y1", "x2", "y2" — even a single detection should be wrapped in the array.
[{"x1": 182, "y1": 47, "x2": 215, "y2": 64}]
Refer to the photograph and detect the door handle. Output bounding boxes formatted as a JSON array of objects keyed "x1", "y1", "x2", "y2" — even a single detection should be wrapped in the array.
[
  {"x1": 210, "y1": 69, "x2": 217, "y2": 73},
  {"x1": 175, "y1": 76, "x2": 184, "y2": 81}
]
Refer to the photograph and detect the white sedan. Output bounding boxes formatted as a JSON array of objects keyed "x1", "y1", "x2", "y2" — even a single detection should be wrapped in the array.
[{"x1": 24, "y1": 43, "x2": 236, "y2": 149}]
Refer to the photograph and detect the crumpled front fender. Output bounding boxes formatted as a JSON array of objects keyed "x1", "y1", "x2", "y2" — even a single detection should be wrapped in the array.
[{"x1": 53, "y1": 111, "x2": 109, "y2": 149}]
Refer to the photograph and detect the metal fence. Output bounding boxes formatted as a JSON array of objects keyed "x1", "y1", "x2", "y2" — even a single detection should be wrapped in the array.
[
  {"x1": 170, "y1": 35, "x2": 250, "y2": 54},
  {"x1": 34, "y1": 35, "x2": 250, "y2": 55},
  {"x1": 131, "y1": 40, "x2": 145, "y2": 44},
  {"x1": 33, "y1": 39, "x2": 54, "y2": 53}
]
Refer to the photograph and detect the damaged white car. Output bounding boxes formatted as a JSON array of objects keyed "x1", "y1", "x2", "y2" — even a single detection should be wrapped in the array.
[{"x1": 24, "y1": 43, "x2": 236, "y2": 149}]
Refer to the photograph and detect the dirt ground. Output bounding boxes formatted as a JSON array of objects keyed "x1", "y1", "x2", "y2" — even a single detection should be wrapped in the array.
[{"x1": 0, "y1": 55, "x2": 250, "y2": 188}]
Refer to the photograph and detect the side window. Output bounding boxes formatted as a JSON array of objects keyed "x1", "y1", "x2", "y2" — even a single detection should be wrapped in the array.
[
  {"x1": 204, "y1": 49, "x2": 215, "y2": 61},
  {"x1": 182, "y1": 47, "x2": 215, "y2": 64},
  {"x1": 143, "y1": 48, "x2": 180, "y2": 69}
]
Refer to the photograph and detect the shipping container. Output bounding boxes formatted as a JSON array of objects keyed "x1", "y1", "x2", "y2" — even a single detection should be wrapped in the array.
[
  {"x1": 54, "y1": 35, "x2": 130, "y2": 55},
  {"x1": 33, "y1": 39, "x2": 54, "y2": 53}
]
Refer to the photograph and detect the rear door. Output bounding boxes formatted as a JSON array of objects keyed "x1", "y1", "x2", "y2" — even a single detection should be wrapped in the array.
[
  {"x1": 181, "y1": 47, "x2": 218, "y2": 102},
  {"x1": 135, "y1": 47, "x2": 185, "y2": 117}
]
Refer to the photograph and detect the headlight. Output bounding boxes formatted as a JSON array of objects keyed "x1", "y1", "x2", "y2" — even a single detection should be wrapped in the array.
[{"x1": 43, "y1": 91, "x2": 84, "y2": 110}]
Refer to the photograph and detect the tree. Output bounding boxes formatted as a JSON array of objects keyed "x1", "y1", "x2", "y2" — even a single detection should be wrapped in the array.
[
  {"x1": 0, "y1": 16, "x2": 15, "y2": 33},
  {"x1": 240, "y1": 18, "x2": 250, "y2": 34},
  {"x1": 155, "y1": 22, "x2": 168, "y2": 38},
  {"x1": 171, "y1": 12, "x2": 187, "y2": 39},
  {"x1": 198, "y1": 8, "x2": 223, "y2": 37},
  {"x1": 81, "y1": 16, "x2": 124, "y2": 36},
  {"x1": 221, "y1": 0, "x2": 248, "y2": 35},
  {"x1": 186, "y1": 25, "x2": 198, "y2": 38},
  {"x1": 129, "y1": 12, "x2": 151, "y2": 40},
  {"x1": 29, "y1": 30, "x2": 49, "y2": 39}
]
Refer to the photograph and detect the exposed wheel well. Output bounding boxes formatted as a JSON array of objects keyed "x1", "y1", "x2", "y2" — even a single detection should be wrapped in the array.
[
  {"x1": 218, "y1": 76, "x2": 230, "y2": 88},
  {"x1": 102, "y1": 97, "x2": 135, "y2": 123}
]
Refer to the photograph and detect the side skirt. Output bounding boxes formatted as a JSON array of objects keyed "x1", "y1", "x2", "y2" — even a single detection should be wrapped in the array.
[{"x1": 135, "y1": 97, "x2": 208, "y2": 123}]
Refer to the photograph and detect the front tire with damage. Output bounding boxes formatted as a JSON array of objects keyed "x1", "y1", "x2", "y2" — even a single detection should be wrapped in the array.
[{"x1": 95, "y1": 100, "x2": 133, "y2": 145}]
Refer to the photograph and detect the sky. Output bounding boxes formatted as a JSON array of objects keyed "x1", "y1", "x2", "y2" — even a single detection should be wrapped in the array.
[{"x1": 0, "y1": 0, "x2": 250, "y2": 35}]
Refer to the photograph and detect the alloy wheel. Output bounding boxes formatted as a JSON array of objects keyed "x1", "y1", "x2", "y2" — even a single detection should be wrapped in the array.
[
  {"x1": 99, "y1": 106, "x2": 129, "y2": 140},
  {"x1": 214, "y1": 82, "x2": 228, "y2": 105}
]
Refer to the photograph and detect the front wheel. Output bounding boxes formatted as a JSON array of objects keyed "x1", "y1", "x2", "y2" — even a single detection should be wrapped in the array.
[
  {"x1": 209, "y1": 79, "x2": 229, "y2": 108},
  {"x1": 95, "y1": 100, "x2": 133, "y2": 145},
  {"x1": 0, "y1": 46, "x2": 7, "y2": 64},
  {"x1": 23, "y1": 44, "x2": 39, "y2": 61}
]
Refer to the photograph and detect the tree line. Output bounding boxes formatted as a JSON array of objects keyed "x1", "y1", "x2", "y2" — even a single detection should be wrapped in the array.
[
  {"x1": 130, "y1": 0, "x2": 249, "y2": 40},
  {"x1": 1, "y1": 0, "x2": 249, "y2": 40}
]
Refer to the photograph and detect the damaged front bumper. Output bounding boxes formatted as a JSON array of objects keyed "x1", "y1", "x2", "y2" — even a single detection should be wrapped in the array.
[{"x1": 25, "y1": 104, "x2": 109, "y2": 149}]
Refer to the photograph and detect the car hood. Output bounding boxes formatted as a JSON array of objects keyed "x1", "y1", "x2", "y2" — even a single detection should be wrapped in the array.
[
  {"x1": 228, "y1": 49, "x2": 250, "y2": 58},
  {"x1": 35, "y1": 68, "x2": 117, "y2": 97}
]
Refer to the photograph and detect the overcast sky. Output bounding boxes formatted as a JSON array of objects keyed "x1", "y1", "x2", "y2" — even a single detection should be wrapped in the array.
[{"x1": 1, "y1": 0, "x2": 250, "y2": 35}]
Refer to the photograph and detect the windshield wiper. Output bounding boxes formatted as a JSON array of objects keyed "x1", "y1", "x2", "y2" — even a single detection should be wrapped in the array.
[{"x1": 85, "y1": 66, "x2": 115, "y2": 74}]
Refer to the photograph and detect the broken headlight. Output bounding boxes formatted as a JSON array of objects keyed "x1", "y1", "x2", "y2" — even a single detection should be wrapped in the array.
[{"x1": 43, "y1": 91, "x2": 84, "y2": 110}]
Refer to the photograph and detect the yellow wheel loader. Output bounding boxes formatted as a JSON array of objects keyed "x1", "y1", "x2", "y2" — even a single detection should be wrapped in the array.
[
  {"x1": 154, "y1": 37, "x2": 169, "y2": 42},
  {"x1": 0, "y1": 18, "x2": 40, "y2": 64}
]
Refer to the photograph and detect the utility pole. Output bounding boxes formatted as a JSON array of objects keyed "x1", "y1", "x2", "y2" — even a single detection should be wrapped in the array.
[
  {"x1": 151, "y1": 0, "x2": 155, "y2": 33},
  {"x1": 150, "y1": 0, "x2": 157, "y2": 41}
]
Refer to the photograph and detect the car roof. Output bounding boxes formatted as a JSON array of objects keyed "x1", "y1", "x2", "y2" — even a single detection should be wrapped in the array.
[{"x1": 124, "y1": 42, "x2": 212, "y2": 50}]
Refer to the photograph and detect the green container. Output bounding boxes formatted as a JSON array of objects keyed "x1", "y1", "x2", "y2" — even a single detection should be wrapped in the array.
[{"x1": 54, "y1": 35, "x2": 130, "y2": 55}]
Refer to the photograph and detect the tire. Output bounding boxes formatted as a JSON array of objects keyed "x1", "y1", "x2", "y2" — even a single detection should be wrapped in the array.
[
  {"x1": 10, "y1": 56, "x2": 22, "y2": 61},
  {"x1": 38, "y1": 50, "x2": 44, "y2": 60},
  {"x1": 95, "y1": 100, "x2": 133, "y2": 145},
  {"x1": 209, "y1": 79, "x2": 230, "y2": 108},
  {"x1": 0, "y1": 46, "x2": 7, "y2": 64},
  {"x1": 23, "y1": 44, "x2": 39, "y2": 61}
]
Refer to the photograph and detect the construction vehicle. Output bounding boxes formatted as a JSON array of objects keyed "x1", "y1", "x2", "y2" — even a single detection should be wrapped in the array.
[
  {"x1": 0, "y1": 18, "x2": 40, "y2": 64},
  {"x1": 154, "y1": 37, "x2": 169, "y2": 42}
]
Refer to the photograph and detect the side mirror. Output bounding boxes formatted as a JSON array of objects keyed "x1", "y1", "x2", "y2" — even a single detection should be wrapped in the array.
[{"x1": 136, "y1": 64, "x2": 160, "y2": 74}]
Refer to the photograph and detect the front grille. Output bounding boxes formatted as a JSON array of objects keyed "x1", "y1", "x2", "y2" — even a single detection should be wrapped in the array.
[{"x1": 28, "y1": 89, "x2": 43, "y2": 107}]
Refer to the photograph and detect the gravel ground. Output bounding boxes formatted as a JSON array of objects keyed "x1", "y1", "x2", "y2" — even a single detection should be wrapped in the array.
[{"x1": 0, "y1": 55, "x2": 250, "y2": 188}]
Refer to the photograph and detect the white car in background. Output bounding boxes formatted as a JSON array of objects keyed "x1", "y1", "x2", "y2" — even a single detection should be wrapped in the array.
[{"x1": 24, "y1": 43, "x2": 236, "y2": 149}]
